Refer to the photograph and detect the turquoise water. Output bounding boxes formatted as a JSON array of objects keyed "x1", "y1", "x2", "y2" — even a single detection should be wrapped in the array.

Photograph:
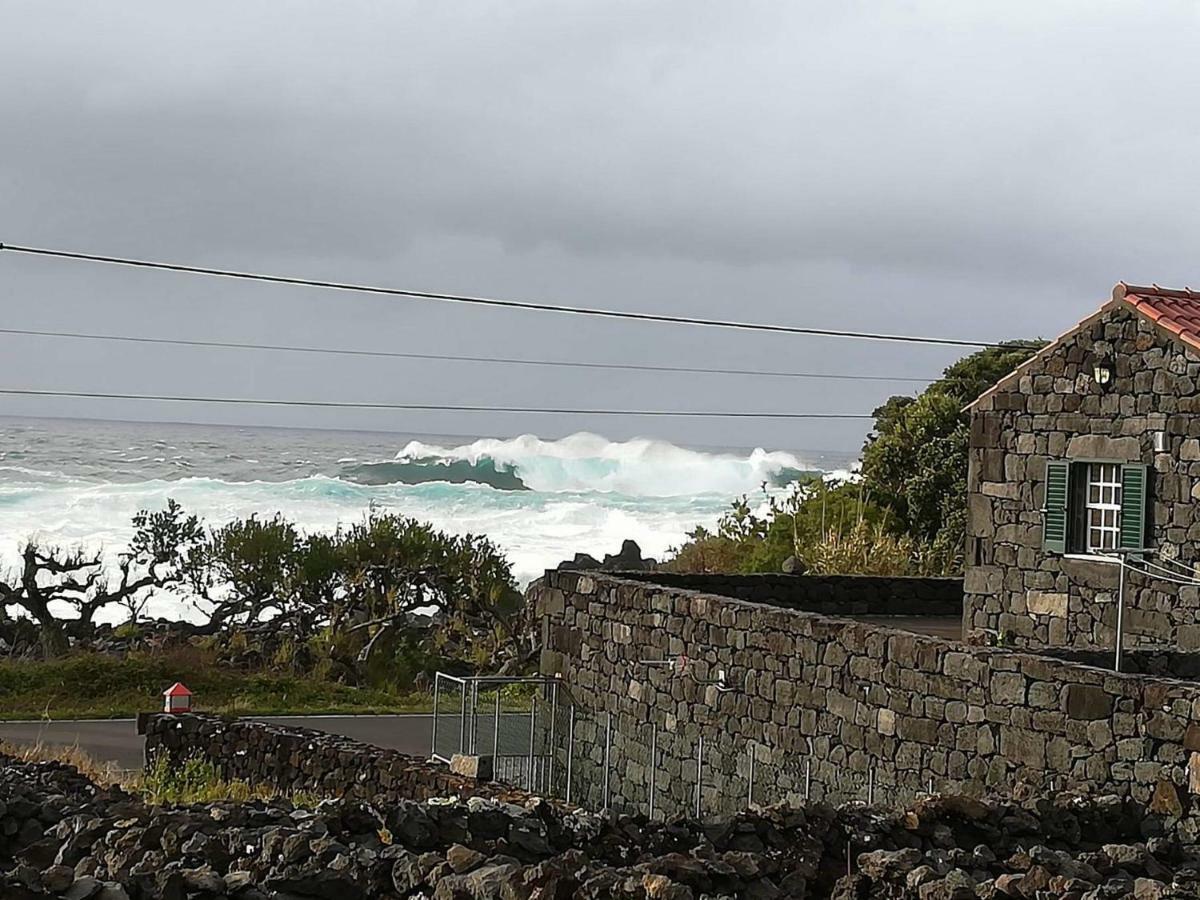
[{"x1": 0, "y1": 417, "x2": 855, "y2": 620}]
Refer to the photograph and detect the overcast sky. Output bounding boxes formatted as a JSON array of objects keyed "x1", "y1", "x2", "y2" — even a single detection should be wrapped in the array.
[{"x1": 2, "y1": 1, "x2": 1198, "y2": 454}]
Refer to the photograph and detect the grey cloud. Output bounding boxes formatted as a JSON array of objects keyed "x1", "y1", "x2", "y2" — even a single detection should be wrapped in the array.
[{"x1": 1, "y1": 1, "x2": 1197, "y2": 450}]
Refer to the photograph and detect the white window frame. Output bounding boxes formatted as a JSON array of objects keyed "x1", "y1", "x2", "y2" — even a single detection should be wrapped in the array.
[{"x1": 1085, "y1": 462, "x2": 1122, "y2": 554}]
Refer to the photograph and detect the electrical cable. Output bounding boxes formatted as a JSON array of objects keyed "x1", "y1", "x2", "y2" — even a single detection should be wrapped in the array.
[
  {"x1": 0, "y1": 387, "x2": 876, "y2": 419},
  {"x1": 0, "y1": 326, "x2": 933, "y2": 384},
  {"x1": 0, "y1": 242, "x2": 1042, "y2": 350}
]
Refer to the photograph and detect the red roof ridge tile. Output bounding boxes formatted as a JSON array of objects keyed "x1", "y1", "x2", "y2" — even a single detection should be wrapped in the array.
[
  {"x1": 1113, "y1": 281, "x2": 1200, "y2": 355},
  {"x1": 966, "y1": 279, "x2": 1200, "y2": 411},
  {"x1": 1114, "y1": 282, "x2": 1200, "y2": 301}
]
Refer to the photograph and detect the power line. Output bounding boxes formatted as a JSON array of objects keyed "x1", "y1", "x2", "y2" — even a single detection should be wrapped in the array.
[
  {"x1": 0, "y1": 388, "x2": 875, "y2": 419},
  {"x1": 0, "y1": 242, "x2": 1036, "y2": 350},
  {"x1": 0, "y1": 326, "x2": 932, "y2": 384}
]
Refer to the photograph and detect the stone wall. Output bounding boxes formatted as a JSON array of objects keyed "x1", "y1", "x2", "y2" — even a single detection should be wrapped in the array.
[
  {"x1": 534, "y1": 569, "x2": 1200, "y2": 815},
  {"x1": 965, "y1": 302, "x2": 1200, "y2": 650},
  {"x1": 617, "y1": 572, "x2": 962, "y2": 617},
  {"x1": 142, "y1": 713, "x2": 526, "y2": 804}
]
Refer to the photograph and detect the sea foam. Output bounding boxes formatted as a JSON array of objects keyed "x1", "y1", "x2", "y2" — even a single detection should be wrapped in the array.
[
  {"x1": 0, "y1": 429, "x2": 841, "y2": 621},
  {"x1": 344, "y1": 432, "x2": 817, "y2": 496}
]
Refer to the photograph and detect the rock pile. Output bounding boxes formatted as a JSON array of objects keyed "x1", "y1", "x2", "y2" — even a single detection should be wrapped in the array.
[
  {"x1": 554, "y1": 540, "x2": 658, "y2": 573},
  {"x1": 5, "y1": 751, "x2": 1200, "y2": 898}
]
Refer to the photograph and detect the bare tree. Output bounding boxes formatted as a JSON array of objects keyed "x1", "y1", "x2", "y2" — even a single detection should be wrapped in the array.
[{"x1": 0, "y1": 500, "x2": 205, "y2": 656}]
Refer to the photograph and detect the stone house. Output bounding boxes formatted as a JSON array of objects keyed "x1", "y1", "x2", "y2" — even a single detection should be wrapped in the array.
[{"x1": 964, "y1": 283, "x2": 1200, "y2": 652}]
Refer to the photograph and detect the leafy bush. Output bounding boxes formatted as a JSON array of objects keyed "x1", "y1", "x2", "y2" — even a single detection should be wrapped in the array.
[
  {"x1": 860, "y1": 342, "x2": 1043, "y2": 561},
  {"x1": 667, "y1": 341, "x2": 1044, "y2": 576},
  {"x1": 3, "y1": 502, "x2": 528, "y2": 687},
  {"x1": 666, "y1": 480, "x2": 892, "y2": 574}
]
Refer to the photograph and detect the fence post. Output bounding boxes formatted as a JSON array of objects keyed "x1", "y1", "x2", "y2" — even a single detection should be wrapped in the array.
[
  {"x1": 648, "y1": 722, "x2": 657, "y2": 820},
  {"x1": 431, "y1": 674, "x2": 440, "y2": 759},
  {"x1": 470, "y1": 680, "x2": 480, "y2": 754},
  {"x1": 527, "y1": 696, "x2": 538, "y2": 791},
  {"x1": 805, "y1": 757, "x2": 812, "y2": 801},
  {"x1": 565, "y1": 705, "x2": 575, "y2": 804},
  {"x1": 694, "y1": 735, "x2": 704, "y2": 819},
  {"x1": 492, "y1": 687, "x2": 502, "y2": 757},
  {"x1": 602, "y1": 711, "x2": 612, "y2": 811},
  {"x1": 459, "y1": 681, "x2": 468, "y2": 754},
  {"x1": 547, "y1": 682, "x2": 558, "y2": 794},
  {"x1": 867, "y1": 767, "x2": 875, "y2": 805}
]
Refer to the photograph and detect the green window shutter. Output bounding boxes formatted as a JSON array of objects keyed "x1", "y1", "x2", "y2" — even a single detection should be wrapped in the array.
[
  {"x1": 1043, "y1": 460, "x2": 1070, "y2": 554},
  {"x1": 1119, "y1": 464, "x2": 1149, "y2": 551}
]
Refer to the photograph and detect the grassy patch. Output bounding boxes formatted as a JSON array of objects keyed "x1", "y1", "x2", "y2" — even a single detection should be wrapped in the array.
[
  {"x1": 0, "y1": 649, "x2": 432, "y2": 720},
  {"x1": 139, "y1": 754, "x2": 320, "y2": 806},
  {"x1": 1, "y1": 741, "x2": 323, "y2": 806}
]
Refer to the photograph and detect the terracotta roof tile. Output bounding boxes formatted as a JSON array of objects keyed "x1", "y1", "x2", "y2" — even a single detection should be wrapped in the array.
[
  {"x1": 1115, "y1": 283, "x2": 1200, "y2": 354},
  {"x1": 965, "y1": 281, "x2": 1200, "y2": 411}
]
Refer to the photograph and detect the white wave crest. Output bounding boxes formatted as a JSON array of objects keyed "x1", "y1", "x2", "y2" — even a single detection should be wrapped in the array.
[{"x1": 393, "y1": 432, "x2": 816, "y2": 497}]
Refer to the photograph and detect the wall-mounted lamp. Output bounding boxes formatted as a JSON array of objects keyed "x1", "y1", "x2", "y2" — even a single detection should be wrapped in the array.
[{"x1": 1091, "y1": 357, "x2": 1114, "y2": 389}]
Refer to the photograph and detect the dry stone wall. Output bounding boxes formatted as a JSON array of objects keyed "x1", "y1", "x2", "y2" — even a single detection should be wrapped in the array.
[
  {"x1": 965, "y1": 302, "x2": 1200, "y2": 650},
  {"x1": 533, "y1": 569, "x2": 1200, "y2": 815},
  {"x1": 617, "y1": 572, "x2": 962, "y2": 617},
  {"x1": 142, "y1": 713, "x2": 527, "y2": 804}
]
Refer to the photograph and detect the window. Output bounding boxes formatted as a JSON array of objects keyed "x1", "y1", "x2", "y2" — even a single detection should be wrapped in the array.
[
  {"x1": 1084, "y1": 463, "x2": 1121, "y2": 553},
  {"x1": 1042, "y1": 459, "x2": 1148, "y2": 555}
]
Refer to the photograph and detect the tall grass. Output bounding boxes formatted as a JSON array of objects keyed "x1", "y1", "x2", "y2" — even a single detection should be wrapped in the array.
[
  {"x1": 802, "y1": 520, "x2": 959, "y2": 576},
  {"x1": 0, "y1": 739, "x2": 125, "y2": 786},
  {"x1": 139, "y1": 754, "x2": 319, "y2": 806}
]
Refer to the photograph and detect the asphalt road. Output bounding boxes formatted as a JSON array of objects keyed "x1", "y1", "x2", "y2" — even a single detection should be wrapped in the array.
[{"x1": 0, "y1": 714, "x2": 436, "y2": 772}]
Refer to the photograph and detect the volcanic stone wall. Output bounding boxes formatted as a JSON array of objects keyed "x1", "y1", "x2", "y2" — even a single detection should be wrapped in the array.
[
  {"x1": 533, "y1": 569, "x2": 1200, "y2": 814},
  {"x1": 617, "y1": 572, "x2": 962, "y2": 617},
  {"x1": 142, "y1": 713, "x2": 526, "y2": 804},
  {"x1": 965, "y1": 302, "x2": 1200, "y2": 650}
]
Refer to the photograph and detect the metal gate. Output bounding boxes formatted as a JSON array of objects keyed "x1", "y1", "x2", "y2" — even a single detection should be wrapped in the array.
[{"x1": 431, "y1": 674, "x2": 563, "y2": 792}]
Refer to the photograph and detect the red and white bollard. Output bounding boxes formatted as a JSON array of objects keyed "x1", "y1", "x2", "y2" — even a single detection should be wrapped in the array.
[{"x1": 162, "y1": 682, "x2": 193, "y2": 713}]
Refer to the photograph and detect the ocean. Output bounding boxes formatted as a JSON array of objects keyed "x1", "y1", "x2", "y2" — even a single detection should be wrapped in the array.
[{"x1": 0, "y1": 417, "x2": 856, "y2": 621}]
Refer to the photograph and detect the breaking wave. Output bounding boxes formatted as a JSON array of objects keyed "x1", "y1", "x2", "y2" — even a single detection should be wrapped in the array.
[{"x1": 340, "y1": 433, "x2": 817, "y2": 497}]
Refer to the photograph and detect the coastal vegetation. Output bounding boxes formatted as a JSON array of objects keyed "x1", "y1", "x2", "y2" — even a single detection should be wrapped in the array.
[
  {"x1": 0, "y1": 343, "x2": 1043, "y2": 717},
  {"x1": 666, "y1": 341, "x2": 1044, "y2": 576},
  {"x1": 0, "y1": 646, "x2": 421, "y2": 720},
  {"x1": 0, "y1": 508, "x2": 529, "y2": 717}
]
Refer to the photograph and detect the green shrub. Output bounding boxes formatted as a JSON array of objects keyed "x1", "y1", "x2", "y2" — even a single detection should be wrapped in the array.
[
  {"x1": 665, "y1": 480, "x2": 894, "y2": 574},
  {"x1": 140, "y1": 754, "x2": 319, "y2": 806}
]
